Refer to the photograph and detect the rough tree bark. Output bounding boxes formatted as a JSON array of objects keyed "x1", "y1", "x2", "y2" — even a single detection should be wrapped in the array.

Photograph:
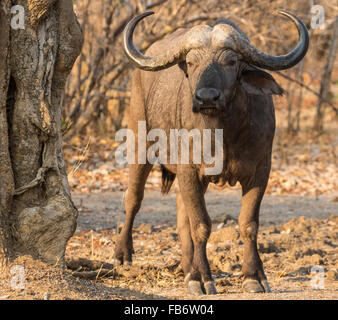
[
  {"x1": 0, "y1": 0, "x2": 14, "y2": 268},
  {"x1": 0, "y1": 0, "x2": 83, "y2": 268}
]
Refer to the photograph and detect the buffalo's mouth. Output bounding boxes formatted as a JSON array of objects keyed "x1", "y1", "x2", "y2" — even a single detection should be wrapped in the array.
[{"x1": 193, "y1": 104, "x2": 223, "y2": 115}]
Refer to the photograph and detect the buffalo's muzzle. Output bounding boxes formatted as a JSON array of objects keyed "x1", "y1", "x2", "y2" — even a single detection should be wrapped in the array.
[{"x1": 193, "y1": 87, "x2": 224, "y2": 114}]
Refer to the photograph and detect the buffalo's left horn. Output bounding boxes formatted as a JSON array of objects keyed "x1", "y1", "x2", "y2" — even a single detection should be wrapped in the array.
[
  {"x1": 123, "y1": 11, "x2": 186, "y2": 71},
  {"x1": 232, "y1": 11, "x2": 309, "y2": 70}
]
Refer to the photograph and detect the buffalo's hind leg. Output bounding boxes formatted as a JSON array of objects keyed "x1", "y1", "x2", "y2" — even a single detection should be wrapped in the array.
[
  {"x1": 114, "y1": 163, "x2": 153, "y2": 266},
  {"x1": 239, "y1": 160, "x2": 271, "y2": 293},
  {"x1": 177, "y1": 167, "x2": 217, "y2": 295}
]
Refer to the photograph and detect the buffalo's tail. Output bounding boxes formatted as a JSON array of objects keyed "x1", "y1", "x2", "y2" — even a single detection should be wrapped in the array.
[{"x1": 161, "y1": 166, "x2": 176, "y2": 194}]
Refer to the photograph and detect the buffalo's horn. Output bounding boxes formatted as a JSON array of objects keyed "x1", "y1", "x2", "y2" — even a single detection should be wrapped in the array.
[
  {"x1": 123, "y1": 11, "x2": 187, "y2": 71},
  {"x1": 232, "y1": 11, "x2": 309, "y2": 70}
]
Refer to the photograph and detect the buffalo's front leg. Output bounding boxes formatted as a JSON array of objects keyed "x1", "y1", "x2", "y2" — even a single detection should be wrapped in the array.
[
  {"x1": 177, "y1": 167, "x2": 217, "y2": 295},
  {"x1": 114, "y1": 163, "x2": 153, "y2": 265},
  {"x1": 239, "y1": 162, "x2": 271, "y2": 293}
]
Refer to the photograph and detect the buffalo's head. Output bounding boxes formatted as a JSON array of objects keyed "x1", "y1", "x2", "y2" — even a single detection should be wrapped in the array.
[{"x1": 123, "y1": 11, "x2": 309, "y2": 116}]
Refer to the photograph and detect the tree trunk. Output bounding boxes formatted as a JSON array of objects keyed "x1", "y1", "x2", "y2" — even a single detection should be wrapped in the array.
[
  {"x1": 0, "y1": 0, "x2": 83, "y2": 268},
  {"x1": 0, "y1": 0, "x2": 15, "y2": 268}
]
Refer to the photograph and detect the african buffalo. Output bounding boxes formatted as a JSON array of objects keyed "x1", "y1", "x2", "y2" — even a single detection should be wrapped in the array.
[{"x1": 114, "y1": 10, "x2": 309, "y2": 295}]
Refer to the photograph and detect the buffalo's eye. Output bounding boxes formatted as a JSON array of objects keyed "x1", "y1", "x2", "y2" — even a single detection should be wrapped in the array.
[
  {"x1": 186, "y1": 61, "x2": 193, "y2": 68},
  {"x1": 227, "y1": 59, "x2": 237, "y2": 66}
]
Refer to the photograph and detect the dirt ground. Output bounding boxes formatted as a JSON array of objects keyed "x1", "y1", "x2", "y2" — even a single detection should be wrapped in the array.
[{"x1": 0, "y1": 188, "x2": 337, "y2": 300}]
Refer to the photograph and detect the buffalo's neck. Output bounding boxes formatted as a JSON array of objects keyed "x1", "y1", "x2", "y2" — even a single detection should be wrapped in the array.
[{"x1": 222, "y1": 88, "x2": 251, "y2": 148}]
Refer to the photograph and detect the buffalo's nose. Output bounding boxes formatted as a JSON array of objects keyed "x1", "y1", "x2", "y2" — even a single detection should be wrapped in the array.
[{"x1": 195, "y1": 88, "x2": 220, "y2": 104}]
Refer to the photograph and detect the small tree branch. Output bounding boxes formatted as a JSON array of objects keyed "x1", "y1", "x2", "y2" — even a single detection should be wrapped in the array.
[{"x1": 274, "y1": 71, "x2": 338, "y2": 115}]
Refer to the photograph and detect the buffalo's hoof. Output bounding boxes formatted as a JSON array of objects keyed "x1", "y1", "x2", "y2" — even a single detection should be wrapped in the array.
[
  {"x1": 112, "y1": 256, "x2": 132, "y2": 267},
  {"x1": 242, "y1": 279, "x2": 265, "y2": 293},
  {"x1": 112, "y1": 255, "x2": 132, "y2": 267},
  {"x1": 204, "y1": 281, "x2": 218, "y2": 295},
  {"x1": 188, "y1": 280, "x2": 204, "y2": 295},
  {"x1": 114, "y1": 244, "x2": 133, "y2": 267}
]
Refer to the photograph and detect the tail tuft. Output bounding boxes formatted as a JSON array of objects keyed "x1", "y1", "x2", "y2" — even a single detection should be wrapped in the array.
[{"x1": 161, "y1": 166, "x2": 176, "y2": 194}]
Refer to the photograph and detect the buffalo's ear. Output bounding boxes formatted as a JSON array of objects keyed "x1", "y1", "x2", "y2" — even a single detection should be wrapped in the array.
[{"x1": 240, "y1": 69, "x2": 283, "y2": 95}]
